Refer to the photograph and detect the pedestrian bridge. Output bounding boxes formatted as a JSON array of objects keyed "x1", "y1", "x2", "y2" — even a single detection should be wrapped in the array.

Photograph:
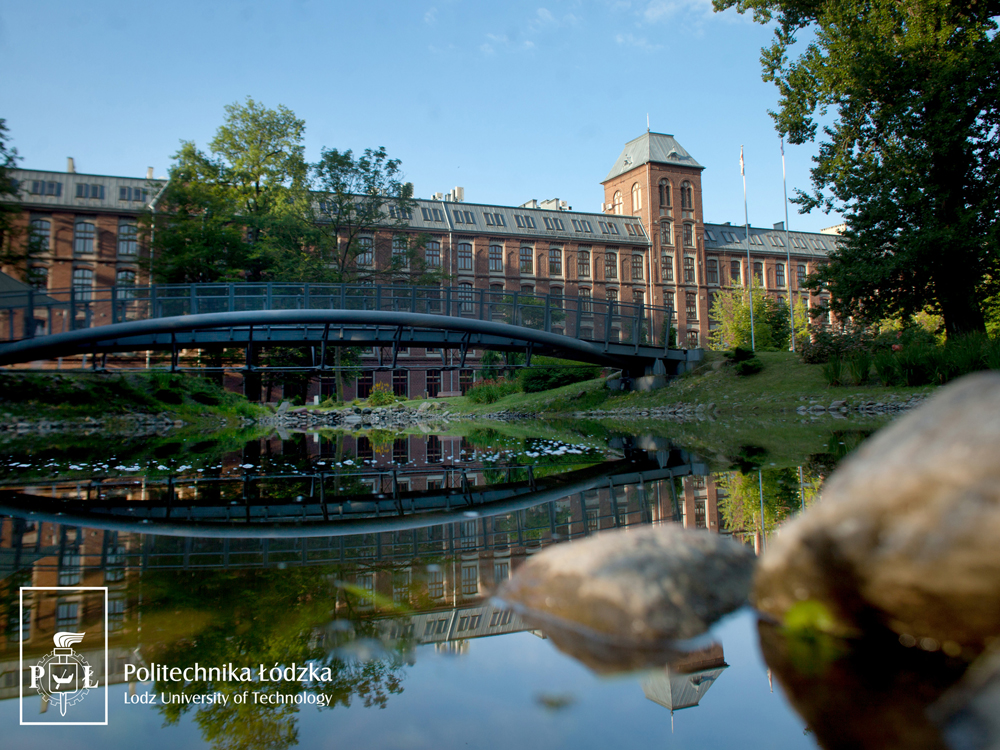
[{"x1": 0, "y1": 283, "x2": 699, "y2": 376}]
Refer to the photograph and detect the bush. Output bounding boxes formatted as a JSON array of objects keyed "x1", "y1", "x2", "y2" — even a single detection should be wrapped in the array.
[
  {"x1": 821, "y1": 358, "x2": 845, "y2": 386},
  {"x1": 846, "y1": 350, "x2": 873, "y2": 385},
  {"x1": 154, "y1": 388, "x2": 184, "y2": 405},
  {"x1": 520, "y1": 357, "x2": 601, "y2": 393},
  {"x1": 366, "y1": 382, "x2": 396, "y2": 407},
  {"x1": 725, "y1": 345, "x2": 756, "y2": 363},
  {"x1": 733, "y1": 357, "x2": 764, "y2": 376},
  {"x1": 190, "y1": 391, "x2": 220, "y2": 406},
  {"x1": 872, "y1": 351, "x2": 901, "y2": 386},
  {"x1": 465, "y1": 377, "x2": 520, "y2": 404}
]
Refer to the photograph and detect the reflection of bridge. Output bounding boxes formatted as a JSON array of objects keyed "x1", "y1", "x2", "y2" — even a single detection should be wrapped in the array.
[
  {"x1": 0, "y1": 452, "x2": 707, "y2": 540},
  {"x1": 0, "y1": 283, "x2": 700, "y2": 376}
]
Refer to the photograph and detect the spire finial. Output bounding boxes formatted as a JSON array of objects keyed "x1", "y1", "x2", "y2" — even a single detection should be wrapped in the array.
[{"x1": 647, "y1": 113, "x2": 650, "y2": 132}]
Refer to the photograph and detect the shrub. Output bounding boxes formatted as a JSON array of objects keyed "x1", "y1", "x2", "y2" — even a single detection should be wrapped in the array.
[
  {"x1": 191, "y1": 391, "x2": 220, "y2": 406},
  {"x1": 734, "y1": 357, "x2": 764, "y2": 376},
  {"x1": 154, "y1": 388, "x2": 184, "y2": 405},
  {"x1": 520, "y1": 357, "x2": 601, "y2": 393},
  {"x1": 465, "y1": 377, "x2": 520, "y2": 404},
  {"x1": 846, "y1": 350, "x2": 873, "y2": 385},
  {"x1": 986, "y1": 337, "x2": 1000, "y2": 370},
  {"x1": 366, "y1": 382, "x2": 396, "y2": 407},
  {"x1": 725, "y1": 345, "x2": 755, "y2": 363},
  {"x1": 872, "y1": 351, "x2": 901, "y2": 386},
  {"x1": 821, "y1": 358, "x2": 845, "y2": 386}
]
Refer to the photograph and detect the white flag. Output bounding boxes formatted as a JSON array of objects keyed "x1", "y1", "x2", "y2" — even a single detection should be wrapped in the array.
[{"x1": 740, "y1": 145, "x2": 745, "y2": 176}]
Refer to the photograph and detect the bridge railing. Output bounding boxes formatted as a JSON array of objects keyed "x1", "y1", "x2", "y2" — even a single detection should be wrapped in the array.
[{"x1": 0, "y1": 283, "x2": 676, "y2": 349}]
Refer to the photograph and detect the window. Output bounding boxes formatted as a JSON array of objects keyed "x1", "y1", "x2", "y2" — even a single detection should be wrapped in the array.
[
  {"x1": 607, "y1": 223, "x2": 620, "y2": 235},
  {"x1": 56, "y1": 602, "x2": 79, "y2": 629},
  {"x1": 681, "y1": 181, "x2": 693, "y2": 210},
  {"x1": 811, "y1": 239, "x2": 827, "y2": 251},
  {"x1": 59, "y1": 553, "x2": 81, "y2": 585},
  {"x1": 72, "y1": 268, "x2": 93, "y2": 301},
  {"x1": 661, "y1": 222, "x2": 673, "y2": 245},
  {"x1": 704, "y1": 229, "x2": 716, "y2": 242},
  {"x1": 461, "y1": 565, "x2": 479, "y2": 596},
  {"x1": 580, "y1": 287, "x2": 592, "y2": 313},
  {"x1": 119, "y1": 186, "x2": 148, "y2": 202},
  {"x1": 604, "y1": 251, "x2": 617, "y2": 279},
  {"x1": 659, "y1": 178, "x2": 671, "y2": 207},
  {"x1": 684, "y1": 256, "x2": 695, "y2": 283},
  {"x1": 460, "y1": 369, "x2": 474, "y2": 394},
  {"x1": 750, "y1": 234, "x2": 765, "y2": 246},
  {"x1": 707, "y1": 258, "x2": 719, "y2": 285},
  {"x1": 458, "y1": 241, "x2": 473, "y2": 271},
  {"x1": 606, "y1": 288, "x2": 619, "y2": 315},
  {"x1": 550, "y1": 286, "x2": 563, "y2": 307},
  {"x1": 686, "y1": 330, "x2": 699, "y2": 348},
  {"x1": 686, "y1": 292, "x2": 697, "y2": 319},
  {"x1": 8, "y1": 606, "x2": 29, "y2": 642},
  {"x1": 581, "y1": 220, "x2": 593, "y2": 232},
  {"x1": 754, "y1": 261, "x2": 764, "y2": 284},
  {"x1": 452, "y1": 210, "x2": 476, "y2": 225},
  {"x1": 29, "y1": 266, "x2": 48, "y2": 290},
  {"x1": 598, "y1": 221, "x2": 610, "y2": 234},
  {"x1": 631, "y1": 182, "x2": 642, "y2": 213},
  {"x1": 612, "y1": 191, "x2": 623, "y2": 215},
  {"x1": 683, "y1": 224, "x2": 694, "y2": 247},
  {"x1": 388, "y1": 205, "x2": 412, "y2": 219},
  {"x1": 665, "y1": 291, "x2": 675, "y2": 310},
  {"x1": 662, "y1": 254, "x2": 673, "y2": 281},
  {"x1": 633, "y1": 289, "x2": 644, "y2": 306},
  {"x1": 769, "y1": 234, "x2": 785, "y2": 247},
  {"x1": 577, "y1": 248, "x2": 591, "y2": 278},
  {"x1": 426, "y1": 370, "x2": 441, "y2": 398},
  {"x1": 543, "y1": 216, "x2": 565, "y2": 231},
  {"x1": 631, "y1": 255, "x2": 643, "y2": 281},
  {"x1": 521, "y1": 284, "x2": 534, "y2": 294},
  {"x1": 76, "y1": 183, "x2": 105, "y2": 199},
  {"x1": 776, "y1": 263, "x2": 786, "y2": 287},
  {"x1": 116, "y1": 270, "x2": 136, "y2": 293},
  {"x1": 393, "y1": 234, "x2": 409, "y2": 267},
  {"x1": 420, "y1": 207, "x2": 444, "y2": 222},
  {"x1": 356, "y1": 371, "x2": 373, "y2": 399},
  {"x1": 731, "y1": 260, "x2": 741, "y2": 285},
  {"x1": 458, "y1": 282, "x2": 474, "y2": 314},
  {"x1": 797, "y1": 264, "x2": 807, "y2": 285},
  {"x1": 30, "y1": 180, "x2": 62, "y2": 196},
  {"x1": 489, "y1": 243, "x2": 503, "y2": 272},
  {"x1": 30, "y1": 218, "x2": 51, "y2": 252},
  {"x1": 484, "y1": 212, "x2": 506, "y2": 227},
  {"x1": 393, "y1": 370, "x2": 408, "y2": 397},
  {"x1": 549, "y1": 247, "x2": 562, "y2": 276},
  {"x1": 357, "y1": 236, "x2": 373, "y2": 266},
  {"x1": 425, "y1": 239, "x2": 441, "y2": 267},
  {"x1": 519, "y1": 246, "x2": 533, "y2": 275},
  {"x1": 514, "y1": 214, "x2": 537, "y2": 229},
  {"x1": 118, "y1": 219, "x2": 139, "y2": 256},
  {"x1": 74, "y1": 219, "x2": 96, "y2": 254}
]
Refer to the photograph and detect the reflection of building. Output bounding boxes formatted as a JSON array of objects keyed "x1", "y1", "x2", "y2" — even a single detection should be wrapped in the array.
[{"x1": 641, "y1": 643, "x2": 728, "y2": 717}]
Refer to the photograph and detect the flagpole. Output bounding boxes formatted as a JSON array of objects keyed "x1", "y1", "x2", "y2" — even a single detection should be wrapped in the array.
[
  {"x1": 742, "y1": 145, "x2": 755, "y2": 351},
  {"x1": 782, "y1": 138, "x2": 794, "y2": 351}
]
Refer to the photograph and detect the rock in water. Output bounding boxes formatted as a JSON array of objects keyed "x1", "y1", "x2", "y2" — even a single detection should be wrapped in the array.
[
  {"x1": 497, "y1": 525, "x2": 755, "y2": 643},
  {"x1": 754, "y1": 372, "x2": 1000, "y2": 651}
]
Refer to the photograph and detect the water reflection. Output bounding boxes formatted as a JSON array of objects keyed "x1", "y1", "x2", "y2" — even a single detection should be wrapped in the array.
[{"x1": 0, "y1": 429, "x2": 831, "y2": 749}]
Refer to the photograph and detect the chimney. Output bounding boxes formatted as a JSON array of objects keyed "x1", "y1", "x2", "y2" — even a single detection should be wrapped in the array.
[
  {"x1": 454, "y1": 186, "x2": 464, "y2": 202},
  {"x1": 773, "y1": 221, "x2": 784, "y2": 230},
  {"x1": 146, "y1": 167, "x2": 154, "y2": 179},
  {"x1": 67, "y1": 157, "x2": 76, "y2": 173}
]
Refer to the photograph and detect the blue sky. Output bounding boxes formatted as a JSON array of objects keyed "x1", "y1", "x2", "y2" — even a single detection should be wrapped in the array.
[{"x1": 1, "y1": 0, "x2": 841, "y2": 232}]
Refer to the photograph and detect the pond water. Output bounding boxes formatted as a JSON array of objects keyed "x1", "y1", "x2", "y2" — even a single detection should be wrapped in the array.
[{"x1": 0, "y1": 421, "x2": 945, "y2": 749}]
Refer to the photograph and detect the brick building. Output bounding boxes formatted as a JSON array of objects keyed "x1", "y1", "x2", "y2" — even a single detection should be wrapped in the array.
[{"x1": 1, "y1": 133, "x2": 840, "y2": 397}]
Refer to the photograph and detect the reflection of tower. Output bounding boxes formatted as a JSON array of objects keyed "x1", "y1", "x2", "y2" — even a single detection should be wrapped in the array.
[{"x1": 640, "y1": 643, "x2": 728, "y2": 729}]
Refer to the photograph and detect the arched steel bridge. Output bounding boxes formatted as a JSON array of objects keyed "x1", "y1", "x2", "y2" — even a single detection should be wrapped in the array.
[
  {"x1": 0, "y1": 451, "x2": 706, "y2": 540},
  {"x1": 0, "y1": 283, "x2": 701, "y2": 376}
]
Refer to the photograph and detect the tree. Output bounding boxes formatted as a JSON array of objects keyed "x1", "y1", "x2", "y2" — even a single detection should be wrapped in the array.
[
  {"x1": 714, "y1": 0, "x2": 1000, "y2": 337},
  {"x1": 708, "y1": 283, "x2": 807, "y2": 350},
  {"x1": 0, "y1": 119, "x2": 31, "y2": 283}
]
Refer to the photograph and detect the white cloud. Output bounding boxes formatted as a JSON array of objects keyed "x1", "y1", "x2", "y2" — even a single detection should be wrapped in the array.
[
  {"x1": 642, "y1": 0, "x2": 714, "y2": 22},
  {"x1": 615, "y1": 32, "x2": 662, "y2": 50},
  {"x1": 424, "y1": 6, "x2": 437, "y2": 24}
]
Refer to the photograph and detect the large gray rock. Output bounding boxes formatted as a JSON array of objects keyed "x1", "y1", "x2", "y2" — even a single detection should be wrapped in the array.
[
  {"x1": 754, "y1": 372, "x2": 1000, "y2": 652},
  {"x1": 497, "y1": 525, "x2": 755, "y2": 644}
]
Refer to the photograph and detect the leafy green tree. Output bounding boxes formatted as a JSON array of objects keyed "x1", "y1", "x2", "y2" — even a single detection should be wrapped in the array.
[
  {"x1": 0, "y1": 119, "x2": 35, "y2": 284},
  {"x1": 714, "y1": 0, "x2": 1000, "y2": 337}
]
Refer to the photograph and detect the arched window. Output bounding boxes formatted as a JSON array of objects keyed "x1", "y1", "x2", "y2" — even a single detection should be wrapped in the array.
[
  {"x1": 605, "y1": 251, "x2": 618, "y2": 279},
  {"x1": 118, "y1": 219, "x2": 139, "y2": 256},
  {"x1": 659, "y1": 179, "x2": 670, "y2": 208},
  {"x1": 631, "y1": 255, "x2": 643, "y2": 281},
  {"x1": 489, "y1": 243, "x2": 503, "y2": 272},
  {"x1": 29, "y1": 218, "x2": 51, "y2": 252},
  {"x1": 393, "y1": 235, "x2": 409, "y2": 267},
  {"x1": 549, "y1": 247, "x2": 562, "y2": 276},
  {"x1": 684, "y1": 256, "x2": 695, "y2": 283},
  {"x1": 520, "y1": 246, "x2": 533, "y2": 275},
  {"x1": 661, "y1": 253, "x2": 673, "y2": 282},
  {"x1": 731, "y1": 260, "x2": 742, "y2": 285},
  {"x1": 707, "y1": 258, "x2": 719, "y2": 285},
  {"x1": 631, "y1": 182, "x2": 642, "y2": 213},
  {"x1": 660, "y1": 222, "x2": 673, "y2": 246},
  {"x1": 458, "y1": 282, "x2": 474, "y2": 314},
  {"x1": 681, "y1": 181, "x2": 693, "y2": 210},
  {"x1": 425, "y1": 239, "x2": 441, "y2": 268},
  {"x1": 458, "y1": 241, "x2": 473, "y2": 271},
  {"x1": 29, "y1": 266, "x2": 48, "y2": 291},
  {"x1": 74, "y1": 220, "x2": 96, "y2": 255},
  {"x1": 776, "y1": 263, "x2": 786, "y2": 287},
  {"x1": 612, "y1": 191, "x2": 623, "y2": 215},
  {"x1": 72, "y1": 268, "x2": 94, "y2": 301},
  {"x1": 686, "y1": 292, "x2": 698, "y2": 318},
  {"x1": 580, "y1": 287, "x2": 592, "y2": 313},
  {"x1": 116, "y1": 269, "x2": 137, "y2": 300},
  {"x1": 577, "y1": 248, "x2": 591, "y2": 278},
  {"x1": 754, "y1": 261, "x2": 764, "y2": 284},
  {"x1": 683, "y1": 224, "x2": 694, "y2": 247},
  {"x1": 357, "y1": 235, "x2": 373, "y2": 266}
]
